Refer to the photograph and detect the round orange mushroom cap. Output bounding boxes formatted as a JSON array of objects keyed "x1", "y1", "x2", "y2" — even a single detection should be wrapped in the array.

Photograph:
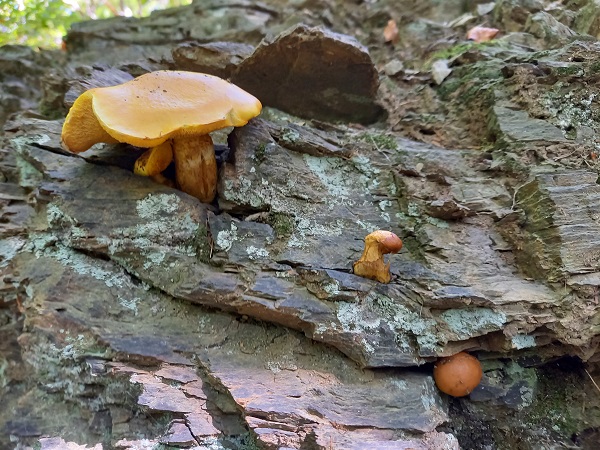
[
  {"x1": 370, "y1": 230, "x2": 403, "y2": 254},
  {"x1": 433, "y1": 352, "x2": 483, "y2": 397},
  {"x1": 61, "y1": 71, "x2": 263, "y2": 152}
]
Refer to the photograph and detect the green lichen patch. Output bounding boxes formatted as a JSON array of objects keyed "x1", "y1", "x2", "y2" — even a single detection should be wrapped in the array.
[
  {"x1": 356, "y1": 131, "x2": 398, "y2": 151},
  {"x1": 286, "y1": 216, "x2": 346, "y2": 250},
  {"x1": 335, "y1": 291, "x2": 441, "y2": 359},
  {"x1": 215, "y1": 221, "x2": 239, "y2": 252},
  {"x1": 192, "y1": 224, "x2": 212, "y2": 263},
  {"x1": 501, "y1": 177, "x2": 564, "y2": 282},
  {"x1": 16, "y1": 331, "x2": 185, "y2": 448},
  {"x1": 27, "y1": 236, "x2": 129, "y2": 289},
  {"x1": 424, "y1": 41, "x2": 502, "y2": 70},
  {"x1": 267, "y1": 212, "x2": 294, "y2": 238},
  {"x1": 440, "y1": 308, "x2": 507, "y2": 340},
  {"x1": 254, "y1": 142, "x2": 268, "y2": 162},
  {"x1": 16, "y1": 153, "x2": 45, "y2": 188},
  {"x1": 304, "y1": 155, "x2": 359, "y2": 201},
  {"x1": 135, "y1": 193, "x2": 182, "y2": 219},
  {"x1": 510, "y1": 334, "x2": 536, "y2": 350},
  {"x1": 279, "y1": 126, "x2": 301, "y2": 146},
  {"x1": 538, "y1": 84, "x2": 598, "y2": 139},
  {"x1": 526, "y1": 358, "x2": 600, "y2": 439}
]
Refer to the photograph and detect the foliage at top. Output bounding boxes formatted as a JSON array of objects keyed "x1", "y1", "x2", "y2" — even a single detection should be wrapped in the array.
[{"x1": 0, "y1": 0, "x2": 191, "y2": 48}]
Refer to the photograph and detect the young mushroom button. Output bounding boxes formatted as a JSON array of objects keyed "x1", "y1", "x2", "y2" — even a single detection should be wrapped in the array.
[
  {"x1": 61, "y1": 70, "x2": 263, "y2": 203},
  {"x1": 353, "y1": 230, "x2": 403, "y2": 283},
  {"x1": 433, "y1": 352, "x2": 483, "y2": 397}
]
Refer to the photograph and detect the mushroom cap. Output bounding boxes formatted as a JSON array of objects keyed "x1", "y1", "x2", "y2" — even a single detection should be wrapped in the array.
[
  {"x1": 433, "y1": 352, "x2": 483, "y2": 397},
  {"x1": 367, "y1": 230, "x2": 403, "y2": 254},
  {"x1": 62, "y1": 71, "x2": 262, "y2": 152}
]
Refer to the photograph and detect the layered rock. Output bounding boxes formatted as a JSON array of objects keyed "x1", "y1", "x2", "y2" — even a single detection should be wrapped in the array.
[{"x1": 4, "y1": 0, "x2": 600, "y2": 449}]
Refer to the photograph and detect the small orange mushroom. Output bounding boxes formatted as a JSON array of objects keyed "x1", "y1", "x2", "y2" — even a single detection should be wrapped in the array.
[
  {"x1": 433, "y1": 352, "x2": 483, "y2": 397},
  {"x1": 61, "y1": 70, "x2": 262, "y2": 203},
  {"x1": 353, "y1": 230, "x2": 403, "y2": 283}
]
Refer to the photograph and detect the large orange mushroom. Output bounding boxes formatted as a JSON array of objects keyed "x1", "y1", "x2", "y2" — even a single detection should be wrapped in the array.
[{"x1": 61, "y1": 70, "x2": 262, "y2": 203}]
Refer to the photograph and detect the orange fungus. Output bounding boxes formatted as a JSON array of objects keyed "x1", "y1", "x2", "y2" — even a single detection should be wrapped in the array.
[
  {"x1": 353, "y1": 230, "x2": 403, "y2": 283},
  {"x1": 433, "y1": 351, "x2": 483, "y2": 397}
]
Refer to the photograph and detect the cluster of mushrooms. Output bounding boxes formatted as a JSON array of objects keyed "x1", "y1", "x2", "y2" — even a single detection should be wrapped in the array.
[
  {"x1": 61, "y1": 71, "x2": 406, "y2": 284},
  {"x1": 61, "y1": 71, "x2": 482, "y2": 397}
]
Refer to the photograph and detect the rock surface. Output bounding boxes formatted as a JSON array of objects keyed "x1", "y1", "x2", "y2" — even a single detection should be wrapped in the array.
[
  {"x1": 172, "y1": 41, "x2": 255, "y2": 79},
  {"x1": 232, "y1": 24, "x2": 383, "y2": 123},
  {"x1": 3, "y1": 0, "x2": 600, "y2": 449},
  {"x1": 0, "y1": 45, "x2": 65, "y2": 126}
]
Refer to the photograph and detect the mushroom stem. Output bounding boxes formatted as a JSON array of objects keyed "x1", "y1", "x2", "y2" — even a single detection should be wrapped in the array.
[
  {"x1": 353, "y1": 230, "x2": 402, "y2": 283},
  {"x1": 172, "y1": 133, "x2": 217, "y2": 203},
  {"x1": 134, "y1": 141, "x2": 174, "y2": 176}
]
